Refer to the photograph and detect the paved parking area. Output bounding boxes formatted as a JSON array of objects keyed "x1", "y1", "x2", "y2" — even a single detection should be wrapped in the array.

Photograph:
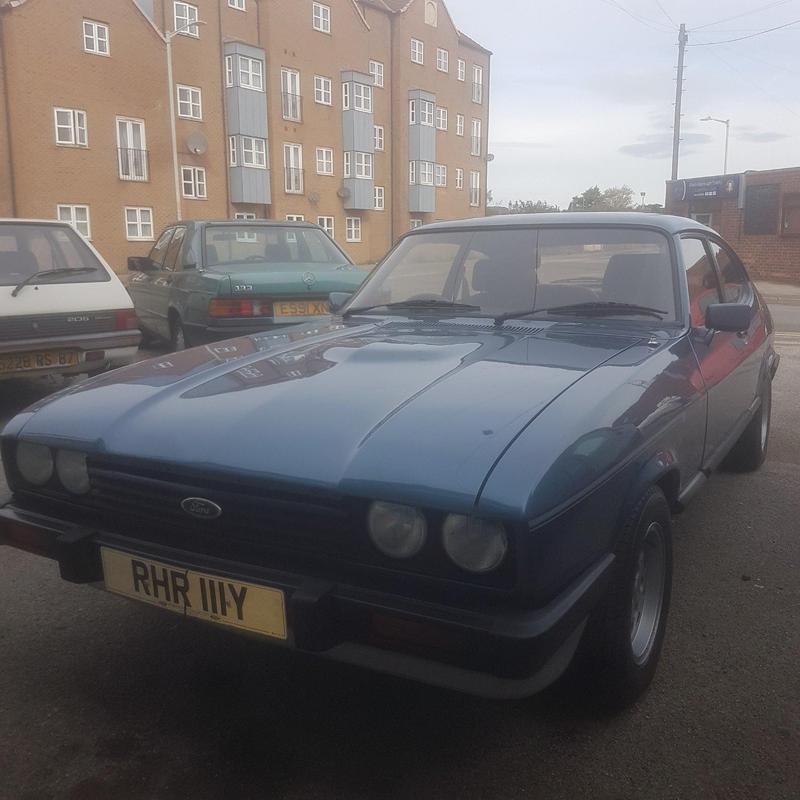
[{"x1": 1, "y1": 338, "x2": 799, "y2": 799}]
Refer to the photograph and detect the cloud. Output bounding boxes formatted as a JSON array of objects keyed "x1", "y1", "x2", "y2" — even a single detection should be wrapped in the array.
[
  {"x1": 735, "y1": 130, "x2": 789, "y2": 143},
  {"x1": 491, "y1": 140, "x2": 551, "y2": 149},
  {"x1": 619, "y1": 132, "x2": 713, "y2": 159}
]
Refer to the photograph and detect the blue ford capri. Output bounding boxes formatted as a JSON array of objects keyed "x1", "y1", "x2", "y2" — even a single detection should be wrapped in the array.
[{"x1": 0, "y1": 213, "x2": 778, "y2": 709}]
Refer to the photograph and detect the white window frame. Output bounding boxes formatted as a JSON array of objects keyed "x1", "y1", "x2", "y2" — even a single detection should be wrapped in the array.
[
  {"x1": 234, "y1": 212, "x2": 256, "y2": 220},
  {"x1": 125, "y1": 207, "x2": 154, "y2": 241},
  {"x1": 286, "y1": 214, "x2": 305, "y2": 222},
  {"x1": 176, "y1": 85, "x2": 202, "y2": 120},
  {"x1": 281, "y1": 68, "x2": 302, "y2": 122},
  {"x1": 354, "y1": 152, "x2": 373, "y2": 180},
  {"x1": 470, "y1": 170, "x2": 481, "y2": 207},
  {"x1": 342, "y1": 83, "x2": 351, "y2": 110},
  {"x1": 434, "y1": 164, "x2": 447, "y2": 187},
  {"x1": 283, "y1": 142, "x2": 303, "y2": 194},
  {"x1": 420, "y1": 100, "x2": 434, "y2": 127},
  {"x1": 239, "y1": 55, "x2": 264, "y2": 91},
  {"x1": 346, "y1": 216, "x2": 362, "y2": 243},
  {"x1": 312, "y1": 2, "x2": 331, "y2": 33},
  {"x1": 473, "y1": 65, "x2": 484, "y2": 104},
  {"x1": 54, "y1": 108, "x2": 88, "y2": 147},
  {"x1": 353, "y1": 82, "x2": 373, "y2": 113},
  {"x1": 314, "y1": 75, "x2": 332, "y2": 106},
  {"x1": 228, "y1": 136, "x2": 237, "y2": 166},
  {"x1": 471, "y1": 118, "x2": 482, "y2": 156},
  {"x1": 456, "y1": 113, "x2": 465, "y2": 137},
  {"x1": 241, "y1": 136, "x2": 267, "y2": 168},
  {"x1": 457, "y1": 59, "x2": 466, "y2": 81},
  {"x1": 116, "y1": 117, "x2": 147, "y2": 181},
  {"x1": 82, "y1": 19, "x2": 109, "y2": 56},
  {"x1": 317, "y1": 216, "x2": 335, "y2": 238},
  {"x1": 411, "y1": 38, "x2": 424, "y2": 65},
  {"x1": 57, "y1": 204, "x2": 91, "y2": 239},
  {"x1": 369, "y1": 60, "x2": 384, "y2": 88},
  {"x1": 420, "y1": 161, "x2": 434, "y2": 186},
  {"x1": 225, "y1": 55, "x2": 234, "y2": 87},
  {"x1": 374, "y1": 186, "x2": 385, "y2": 211},
  {"x1": 343, "y1": 151, "x2": 351, "y2": 178},
  {"x1": 374, "y1": 125, "x2": 384, "y2": 152},
  {"x1": 181, "y1": 166, "x2": 207, "y2": 199},
  {"x1": 228, "y1": 0, "x2": 246, "y2": 9},
  {"x1": 409, "y1": 100, "x2": 417, "y2": 125},
  {"x1": 316, "y1": 146, "x2": 334, "y2": 175},
  {"x1": 435, "y1": 107, "x2": 448, "y2": 131},
  {"x1": 410, "y1": 218, "x2": 423, "y2": 229},
  {"x1": 456, "y1": 168, "x2": 464, "y2": 190},
  {"x1": 409, "y1": 161, "x2": 417, "y2": 185},
  {"x1": 436, "y1": 48, "x2": 449, "y2": 73},
  {"x1": 174, "y1": 2, "x2": 199, "y2": 37}
]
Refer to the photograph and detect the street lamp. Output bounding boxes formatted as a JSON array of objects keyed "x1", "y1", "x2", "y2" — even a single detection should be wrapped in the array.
[
  {"x1": 166, "y1": 19, "x2": 207, "y2": 220},
  {"x1": 640, "y1": 191, "x2": 646, "y2": 209},
  {"x1": 701, "y1": 116, "x2": 731, "y2": 175}
]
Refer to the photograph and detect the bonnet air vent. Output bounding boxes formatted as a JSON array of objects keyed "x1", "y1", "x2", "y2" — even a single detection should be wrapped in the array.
[{"x1": 377, "y1": 319, "x2": 545, "y2": 335}]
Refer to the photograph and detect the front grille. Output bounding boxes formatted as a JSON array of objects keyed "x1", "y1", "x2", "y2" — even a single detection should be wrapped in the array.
[{"x1": 0, "y1": 312, "x2": 117, "y2": 342}]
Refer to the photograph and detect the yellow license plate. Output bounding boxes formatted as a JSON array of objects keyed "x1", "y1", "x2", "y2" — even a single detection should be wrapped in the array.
[
  {"x1": 274, "y1": 299, "x2": 330, "y2": 317},
  {"x1": 0, "y1": 350, "x2": 80, "y2": 374},
  {"x1": 101, "y1": 548, "x2": 287, "y2": 641}
]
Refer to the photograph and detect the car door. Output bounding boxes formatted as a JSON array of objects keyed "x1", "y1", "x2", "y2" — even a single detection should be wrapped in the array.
[
  {"x1": 679, "y1": 235, "x2": 755, "y2": 465},
  {"x1": 128, "y1": 227, "x2": 173, "y2": 338}
]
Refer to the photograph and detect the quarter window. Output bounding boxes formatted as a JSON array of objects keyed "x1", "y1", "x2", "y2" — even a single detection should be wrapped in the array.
[
  {"x1": 314, "y1": 75, "x2": 332, "y2": 105},
  {"x1": 369, "y1": 60, "x2": 384, "y2": 88},
  {"x1": 312, "y1": 2, "x2": 331, "y2": 33},
  {"x1": 57, "y1": 205, "x2": 91, "y2": 238},
  {"x1": 181, "y1": 166, "x2": 207, "y2": 199},
  {"x1": 411, "y1": 38, "x2": 424, "y2": 64},
  {"x1": 54, "y1": 108, "x2": 87, "y2": 147},
  {"x1": 174, "y1": 2, "x2": 199, "y2": 36},
  {"x1": 82, "y1": 19, "x2": 109, "y2": 55},
  {"x1": 177, "y1": 85, "x2": 202, "y2": 119},
  {"x1": 316, "y1": 146, "x2": 334, "y2": 175},
  {"x1": 681, "y1": 237, "x2": 720, "y2": 327},
  {"x1": 346, "y1": 217, "x2": 362, "y2": 242},
  {"x1": 125, "y1": 207, "x2": 154, "y2": 241}
]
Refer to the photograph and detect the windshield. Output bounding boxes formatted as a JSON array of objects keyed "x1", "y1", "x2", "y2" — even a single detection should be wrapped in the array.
[
  {"x1": 204, "y1": 225, "x2": 349, "y2": 269},
  {"x1": 0, "y1": 224, "x2": 108, "y2": 287},
  {"x1": 348, "y1": 227, "x2": 677, "y2": 322}
]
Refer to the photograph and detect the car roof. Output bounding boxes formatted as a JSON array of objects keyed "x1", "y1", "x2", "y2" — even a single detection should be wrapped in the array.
[
  {"x1": 0, "y1": 219, "x2": 75, "y2": 226},
  {"x1": 417, "y1": 212, "x2": 713, "y2": 236},
  {"x1": 174, "y1": 219, "x2": 320, "y2": 229}
]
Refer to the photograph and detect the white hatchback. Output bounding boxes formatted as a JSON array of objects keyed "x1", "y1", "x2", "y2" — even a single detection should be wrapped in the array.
[{"x1": 0, "y1": 220, "x2": 141, "y2": 380}]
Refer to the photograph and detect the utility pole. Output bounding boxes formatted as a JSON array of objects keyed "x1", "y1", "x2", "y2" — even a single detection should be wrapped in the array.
[{"x1": 671, "y1": 23, "x2": 688, "y2": 181}]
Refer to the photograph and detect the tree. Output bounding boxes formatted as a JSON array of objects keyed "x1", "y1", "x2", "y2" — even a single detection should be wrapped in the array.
[
  {"x1": 507, "y1": 199, "x2": 560, "y2": 214},
  {"x1": 569, "y1": 185, "x2": 635, "y2": 212}
]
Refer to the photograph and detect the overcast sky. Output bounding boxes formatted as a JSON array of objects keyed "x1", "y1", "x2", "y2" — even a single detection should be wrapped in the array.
[{"x1": 447, "y1": 0, "x2": 800, "y2": 208}]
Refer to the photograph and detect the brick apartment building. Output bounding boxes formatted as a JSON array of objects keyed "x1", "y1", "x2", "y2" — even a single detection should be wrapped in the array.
[
  {"x1": 0, "y1": 0, "x2": 491, "y2": 269},
  {"x1": 666, "y1": 167, "x2": 800, "y2": 283}
]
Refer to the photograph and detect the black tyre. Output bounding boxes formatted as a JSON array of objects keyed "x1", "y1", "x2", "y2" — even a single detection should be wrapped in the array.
[
  {"x1": 570, "y1": 486, "x2": 673, "y2": 712},
  {"x1": 170, "y1": 316, "x2": 188, "y2": 352},
  {"x1": 722, "y1": 381, "x2": 772, "y2": 473}
]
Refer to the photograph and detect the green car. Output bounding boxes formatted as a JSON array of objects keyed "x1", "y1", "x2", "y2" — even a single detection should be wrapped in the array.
[{"x1": 127, "y1": 220, "x2": 366, "y2": 350}]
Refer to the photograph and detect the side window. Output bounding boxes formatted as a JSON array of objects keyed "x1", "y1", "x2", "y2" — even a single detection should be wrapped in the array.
[
  {"x1": 148, "y1": 228, "x2": 174, "y2": 268},
  {"x1": 680, "y1": 237, "x2": 721, "y2": 328},
  {"x1": 708, "y1": 240, "x2": 749, "y2": 303},
  {"x1": 163, "y1": 227, "x2": 186, "y2": 271}
]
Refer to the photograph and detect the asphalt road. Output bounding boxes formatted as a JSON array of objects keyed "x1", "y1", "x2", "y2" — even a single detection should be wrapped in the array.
[{"x1": 1, "y1": 320, "x2": 799, "y2": 800}]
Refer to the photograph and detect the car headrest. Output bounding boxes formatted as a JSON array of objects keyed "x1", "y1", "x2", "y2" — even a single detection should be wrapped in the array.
[
  {"x1": 205, "y1": 245, "x2": 219, "y2": 266},
  {"x1": 0, "y1": 250, "x2": 38, "y2": 278},
  {"x1": 470, "y1": 259, "x2": 494, "y2": 292},
  {"x1": 265, "y1": 242, "x2": 292, "y2": 262},
  {"x1": 603, "y1": 253, "x2": 673, "y2": 310}
]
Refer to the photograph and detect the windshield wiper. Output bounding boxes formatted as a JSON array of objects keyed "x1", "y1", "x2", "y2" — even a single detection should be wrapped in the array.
[
  {"x1": 343, "y1": 299, "x2": 482, "y2": 318},
  {"x1": 11, "y1": 267, "x2": 98, "y2": 297},
  {"x1": 494, "y1": 301, "x2": 668, "y2": 324}
]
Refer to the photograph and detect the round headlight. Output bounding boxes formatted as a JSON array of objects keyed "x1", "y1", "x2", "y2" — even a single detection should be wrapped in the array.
[
  {"x1": 16, "y1": 442, "x2": 54, "y2": 486},
  {"x1": 442, "y1": 515, "x2": 508, "y2": 573},
  {"x1": 367, "y1": 501, "x2": 427, "y2": 559},
  {"x1": 55, "y1": 450, "x2": 90, "y2": 495}
]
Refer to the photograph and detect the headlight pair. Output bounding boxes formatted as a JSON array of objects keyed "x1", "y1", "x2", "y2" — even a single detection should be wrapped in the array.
[
  {"x1": 367, "y1": 501, "x2": 508, "y2": 574},
  {"x1": 15, "y1": 442, "x2": 90, "y2": 495}
]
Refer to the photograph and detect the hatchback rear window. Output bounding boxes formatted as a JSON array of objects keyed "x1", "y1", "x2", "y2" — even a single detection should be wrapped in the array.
[{"x1": 0, "y1": 224, "x2": 108, "y2": 287}]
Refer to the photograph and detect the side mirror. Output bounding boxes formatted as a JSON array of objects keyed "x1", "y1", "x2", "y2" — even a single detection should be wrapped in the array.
[
  {"x1": 705, "y1": 303, "x2": 751, "y2": 332},
  {"x1": 128, "y1": 256, "x2": 153, "y2": 272},
  {"x1": 329, "y1": 292, "x2": 353, "y2": 313}
]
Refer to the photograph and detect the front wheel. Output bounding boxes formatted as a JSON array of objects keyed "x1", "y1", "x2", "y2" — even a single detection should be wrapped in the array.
[
  {"x1": 570, "y1": 486, "x2": 673, "y2": 711},
  {"x1": 170, "y1": 316, "x2": 187, "y2": 352}
]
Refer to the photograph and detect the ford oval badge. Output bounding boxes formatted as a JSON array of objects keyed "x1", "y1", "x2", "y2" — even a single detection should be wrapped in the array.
[{"x1": 181, "y1": 497, "x2": 222, "y2": 520}]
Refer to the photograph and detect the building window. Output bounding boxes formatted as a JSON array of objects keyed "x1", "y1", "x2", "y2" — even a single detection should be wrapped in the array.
[
  {"x1": 782, "y1": 193, "x2": 800, "y2": 237},
  {"x1": 228, "y1": 0, "x2": 245, "y2": 9},
  {"x1": 744, "y1": 184, "x2": 780, "y2": 235},
  {"x1": 355, "y1": 152, "x2": 373, "y2": 179},
  {"x1": 239, "y1": 55, "x2": 264, "y2": 91},
  {"x1": 181, "y1": 166, "x2": 207, "y2": 198},
  {"x1": 472, "y1": 65, "x2": 484, "y2": 104},
  {"x1": 374, "y1": 125, "x2": 384, "y2": 151},
  {"x1": 316, "y1": 146, "x2": 334, "y2": 175},
  {"x1": 369, "y1": 60, "x2": 384, "y2": 88},
  {"x1": 54, "y1": 108, "x2": 88, "y2": 147},
  {"x1": 343, "y1": 151, "x2": 351, "y2": 178},
  {"x1": 410, "y1": 99, "x2": 434, "y2": 126},
  {"x1": 409, "y1": 161, "x2": 416, "y2": 185},
  {"x1": 471, "y1": 118, "x2": 482, "y2": 156},
  {"x1": 225, "y1": 56, "x2": 234, "y2": 87},
  {"x1": 410, "y1": 218, "x2": 424, "y2": 229},
  {"x1": 470, "y1": 170, "x2": 481, "y2": 206},
  {"x1": 125, "y1": 207, "x2": 154, "y2": 241},
  {"x1": 342, "y1": 83, "x2": 350, "y2": 110},
  {"x1": 241, "y1": 136, "x2": 267, "y2": 168},
  {"x1": 436, "y1": 48, "x2": 449, "y2": 73},
  {"x1": 57, "y1": 205, "x2": 91, "y2": 238},
  {"x1": 116, "y1": 117, "x2": 147, "y2": 181},
  {"x1": 411, "y1": 38, "x2": 424, "y2": 65},
  {"x1": 346, "y1": 217, "x2": 362, "y2": 242},
  {"x1": 420, "y1": 161, "x2": 434, "y2": 186},
  {"x1": 425, "y1": 1, "x2": 437, "y2": 26},
  {"x1": 435, "y1": 107, "x2": 448, "y2": 131},
  {"x1": 312, "y1": 2, "x2": 331, "y2": 33},
  {"x1": 374, "y1": 186, "x2": 385, "y2": 210},
  {"x1": 456, "y1": 114, "x2": 465, "y2": 137},
  {"x1": 314, "y1": 75, "x2": 332, "y2": 105},
  {"x1": 318, "y1": 216, "x2": 335, "y2": 238},
  {"x1": 456, "y1": 168, "x2": 464, "y2": 190},
  {"x1": 284, "y1": 143, "x2": 303, "y2": 193},
  {"x1": 353, "y1": 82, "x2": 373, "y2": 113},
  {"x1": 435, "y1": 164, "x2": 447, "y2": 187},
  {"x1": 281, "y1": 68, "x2": 302, "y2": 122},
  {"x1": 690, "y1": 212, "x2": 713, "y2": 227},
  {"x1": 457, "y1": 59, "x2": 466, "y2": 81},
  {"x1": 228, "y1": 136, "x2": 237, "y2": 166},
  {"x1": 234, "y1": 212, "x2": 256, "y2": 220},
  {"x1": 177, "y1": 85, "x2": 202, "y2": 119},
  {"x1": 286, "y1": 214, "x2": 305, "y2": 222},
  {"x1": 174, "y1": 2, "x2": 199, "y2": 36},
  {"x1": 82, "y1": 19, "x2": 109, "y2": 55}
]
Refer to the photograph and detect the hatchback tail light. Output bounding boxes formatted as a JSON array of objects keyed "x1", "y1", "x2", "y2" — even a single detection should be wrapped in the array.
[
  {"x1": 114, "y1": 308, "x2": 140, "y2": 331},
  {"x1": 208, "y1": 298, "x2": 273, "y2": 318}
]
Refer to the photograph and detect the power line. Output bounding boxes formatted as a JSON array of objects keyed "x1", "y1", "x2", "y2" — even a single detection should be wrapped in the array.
[
  {"x1": 692, "y1": 0, "x2": 794, "y2": 32},
  {"x1": 653, "y1": 0, "x2": 677, "y2": 27},
  {"x1": 596, "y1": 0, "x2": 674, "y2": 32},
  {"x1": 689, "y1": 17, "x2": 800, "y2": 45}
]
